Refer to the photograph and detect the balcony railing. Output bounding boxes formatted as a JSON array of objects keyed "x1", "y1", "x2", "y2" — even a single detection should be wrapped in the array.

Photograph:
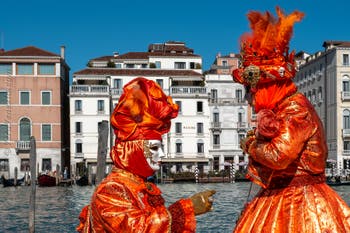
[
  {"x1": 111, "y1": 88, "x2": 123, "y2": 97},
  {"x1": 16, "y1": 141, "x2": 30, "y2": 151},
  {"x1": 237, "y1": 122, "x2": 247, "y2": 129},
  {"x1": 209, "y1": 98, "x2": 245, "y2": 105},
  {"x1": 170, "y1": 87, "x2": 207, "y2": 97},
  {"x1": 211, "y1": 122, "x2": 221, "y2": 128},
  {"x1": 342, "y1": 129, "x2": 350, "y2": 138},
  {"x1": 342, "y1": 91, "x2": 350, "y2": 101},
  {"x1": 70, "y1": 85, "x2": 109, "y2": 95}
]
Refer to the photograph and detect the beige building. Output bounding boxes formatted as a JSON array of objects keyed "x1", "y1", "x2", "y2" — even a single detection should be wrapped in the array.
[
  {"x1": 295, "y1": 41, "x2": 350, "y2": 175},
  {"x1": 0, "y1": 46, "x2": 70, "y2": 179}
]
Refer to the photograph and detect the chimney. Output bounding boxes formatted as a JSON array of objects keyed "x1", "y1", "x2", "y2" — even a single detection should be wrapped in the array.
[
  {"x1": 60, "y1": 45, "x2": 65, "y2": 59},
  {"x1": 113, "y1": 52, "x2": 119, "y2": 57}
]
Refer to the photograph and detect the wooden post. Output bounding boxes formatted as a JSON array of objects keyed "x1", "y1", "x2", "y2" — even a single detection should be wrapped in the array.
[
  {"x1": 29, "y1": 136, "x2": 37, "y2": 233},
  {"x1": 96, "y1": 120, "x2": 108, "y2": 185},
  {"x1": 56, "y1": 164, "x2": 60, "y2": 186},
  {"x1": 14, "y1": 167, "x2": 18, "y2": 186}
]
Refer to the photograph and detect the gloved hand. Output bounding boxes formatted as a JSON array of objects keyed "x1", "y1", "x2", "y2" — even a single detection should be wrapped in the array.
[
  {"x1": 240, "y1": 129, "x2": 255, "y2": 153},
  {"x1": 190, "y1": 189, "x2": 216, "y2": 215}
]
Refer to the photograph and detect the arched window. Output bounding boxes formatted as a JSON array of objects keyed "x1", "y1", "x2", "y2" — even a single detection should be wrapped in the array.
[
  {"x1": 343, "y1": 75, "x2": 350, "y2": 92},
  {"x1": 343, "y1": 109, "x2": 350, "y2": 129},
  {"x1": 19, "y1": 117, "x2": 31, "y2": 141}
]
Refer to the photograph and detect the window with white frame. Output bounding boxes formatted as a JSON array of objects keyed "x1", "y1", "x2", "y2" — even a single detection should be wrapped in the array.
[
  {"x1": 0, "y1": 91, "x2": 8, "y2": 104},
  {"x1": 344, "y1": 109, "x2": 350, "y2": 129},
  {"x1": 41, "y1": 91, "x2": 51, "y2": 105},
  {"x1": 19, "y1": 117, "x2": 31, "y2": 141},
  {"x1": 343, "y1": 54, "x2": 349, "y2": 66},
  {"x1": 42, "y1": 124, "x2": 51, "y2": 141},
  {"x1": 156, "y1": 79, "x2": 163, "y2": 89},
  {"x1": 155, "y1": 61, "x2": 161, "y2": 68},
  {"x1": 213, "y1": 133, "x2": 220, "y2": 145},
  {"x1": 113, "y1": 79, "x2": 122, "y2": 89},
  {"x1": 236, "y1": 89, "x2": 243, "y2": 102},
  {"x1": 20, "y1": 158, "x2": 30, "y2": 171},
  {"x1": 76, "y1": 122, "x2": 82, "y2": 134},
  {"x1": 17, "y1": 64, "x2": 33, "y2": 75},
  {"x1": 344, "y1": 140, "x2": 350, "y2": 152},
  {"x1": 222, "y1": 60, "x2": 228, "y2": 67},
  {"x1": 20, "y1": 91, "x2": 30, "y2": 105},
  {"x1": 197, "y1": 122, "x2": 203, "y2": 134},
  {"x1": 42, "y1": 158, "x2": 52, "y2": 171},
  {"x1": 175, "y1": 122, "x2": 182, "y2": 134},
  {"x1": 76, "y1": 139, "x2": 83, "y2": 153},
  {"x1": 197, "y1": 139, "x2": 204, "y2": 154},
  {"x1": 38, "y1": 63, "x2": 55, "y2": 75},
  {"x1": 175, "y1": 139, "x2": 182, "y2": 153},
  {"x1": 174, "y1": 62, "x2": 186, "y2": 69},
  {"x1": 97, "y1": 100, "x2": 105, "y2": 112},
  {"x1": 75, "y1": 100, "x2": 82, "y2": 112},
  {"x1": 0, "y1": 63, "x2": 11, "y2": 75},
  {"x1": 0, "y1": 124, "x2": 9, "y2": 141},
  {"x1": 197, "y1": 101, "x2": 203, "y2": 113},
  {"x1": 175, "y1": 101, "x2": 182, "y2": 113}
]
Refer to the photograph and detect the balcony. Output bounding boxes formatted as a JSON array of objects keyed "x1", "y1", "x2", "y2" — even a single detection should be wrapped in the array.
[
  {"x1": 211, "y1": 122, "x2": 221, "y2": 128},
  {"x1": 237, "y1": 122, "x2": 247, "y2": 129},
  {"x1": 16, "y1": 141, "x2": 30, "y2": 152},
  {"x1": 342, "y1": 91, "x2": 350, "y2": 101},
  {"x1": 70, "y1": 85, "x2": 109, "y2": 96},
  {"x1": 111, "y1": 88, "x2": 123, "y2": 98},
  {"x1": 209, "y1": 98, "x2": 246, "y2": 106},
  {"x1": 342, "y1": 129, "x2": 350, "y2": 138},
  {"x1": 170, "y1": 86, "x2": 207, "y2": 97}
]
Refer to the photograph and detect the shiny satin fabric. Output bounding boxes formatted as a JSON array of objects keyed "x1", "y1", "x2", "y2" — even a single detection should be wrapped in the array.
[
  {"x1": 234, "y1": 93, "x2": 350, "y2": 232},
  {"x1": 77, "y1": 168, "x2": 196, "y2": 233},
  {"x1": 111, "y1": 140, "x2": 154, "y2": 179}
]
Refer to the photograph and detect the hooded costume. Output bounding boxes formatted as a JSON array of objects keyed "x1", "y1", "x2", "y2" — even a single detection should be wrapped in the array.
[
  {"x1": 77, "y1": 77, "x2": 196, "y2": 233},
  {"x1": 233, "y1": 7, "x2": 350, "y2": 233}
]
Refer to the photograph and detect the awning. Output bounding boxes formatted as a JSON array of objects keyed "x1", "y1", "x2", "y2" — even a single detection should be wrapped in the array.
[
  {"x1": 161, "y1": 157, "x2": 209, "y2": 163},
  {"x1": 75, "y1": 76, "x2": 107, "y2": 80},
  {"x1": 170, "y1": 77, "x2": 203, "y2": 81}
]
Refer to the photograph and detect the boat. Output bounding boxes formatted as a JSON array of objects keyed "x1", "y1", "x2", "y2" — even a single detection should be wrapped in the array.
[
  {"x1": 1, "y1": 175, "x2": 25, "y2": 187},
  {"x1": 38, "y1": 174, "x2": 57, "y2": 187},
  {"x1": 76, "y1": 175, "x2": 89, "y2": 186},
  {"x1": 326, "y1": 176, "x2": 350, "y2": 186}
]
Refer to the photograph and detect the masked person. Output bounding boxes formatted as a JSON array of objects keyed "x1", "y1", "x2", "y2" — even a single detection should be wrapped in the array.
[
  {"x1": 77, "y1": 77, "x2": 215, "y2": 233},
  {"x1": 232, "y1": 7, "x2": 350, "y2": 233}
]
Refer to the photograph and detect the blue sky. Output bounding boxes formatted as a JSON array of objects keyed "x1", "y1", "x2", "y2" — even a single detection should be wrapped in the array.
[{"x1": 1, "y1": 0, "x2": 349, "y2": 81}]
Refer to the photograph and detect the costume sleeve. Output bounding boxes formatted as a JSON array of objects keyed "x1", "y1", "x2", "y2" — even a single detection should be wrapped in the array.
[
  {"x1": 90, "y1": 181, "x2": 172, "y2": 233},
  {"x1": 168, "y1": 199, "x2": 196, "y2": 233},
  {"x1": 248, "y1": 101, "x2": 317, "y2": 170}
]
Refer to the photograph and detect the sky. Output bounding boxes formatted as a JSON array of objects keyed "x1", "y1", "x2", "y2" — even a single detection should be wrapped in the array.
[{"x1": 1, "y1": 0, "x2": 350, "y2": 82}]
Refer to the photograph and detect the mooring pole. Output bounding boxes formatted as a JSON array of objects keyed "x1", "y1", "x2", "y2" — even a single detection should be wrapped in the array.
[
  {"x1": 29, "y1": 136, "x2": 37, "y2": 233},
  {"x1": 96, "y1": 120, "x2": 108, "y2": 185}
]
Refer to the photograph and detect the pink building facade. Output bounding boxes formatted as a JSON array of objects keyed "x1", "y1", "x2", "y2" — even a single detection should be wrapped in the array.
[{"x1": 0, "y1": 46, "x2": 70, "y2": 179}]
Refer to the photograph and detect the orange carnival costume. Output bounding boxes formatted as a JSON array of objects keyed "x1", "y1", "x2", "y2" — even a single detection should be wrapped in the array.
[
  {"x1": 77, "y1": 77, "x2": 215, "y2": 233},
  {"x1": 232, "y1": 7, "x2": 350, "y2": 233}
]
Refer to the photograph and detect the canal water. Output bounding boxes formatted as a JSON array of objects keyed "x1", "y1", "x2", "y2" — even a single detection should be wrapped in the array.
[{"x1": 1, "y1": 182, "x2": 350, "y2": 233}]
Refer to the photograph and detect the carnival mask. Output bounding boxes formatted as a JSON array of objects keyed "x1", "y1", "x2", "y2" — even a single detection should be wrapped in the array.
[{"x1": 144, "y1": 140, "x2": 165, "y2": 171}]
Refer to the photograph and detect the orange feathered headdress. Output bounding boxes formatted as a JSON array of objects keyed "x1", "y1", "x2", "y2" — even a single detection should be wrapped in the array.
[
  {"x1": 232, "y1": 7, "x2": 304, "y2": 92},
  {"x1": 111, "y1": 77, "x2": 179, "y2": 142}
]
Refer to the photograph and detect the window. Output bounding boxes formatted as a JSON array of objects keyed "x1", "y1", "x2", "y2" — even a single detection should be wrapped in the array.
[
  {"x1": 222, "y1": 60, "x2": 228, "y2": 67},
  {"x1": 0, "y1": 124, "x2": 9, "y2": 141},
  {"x1": 19, "y1": 118, "x2": 31, "y2": 141},
  {"x1": 20, "y1": 159, "x2": 30, "y2": 171},
  {"x1": 175, "y1": 139, "x2": 182, "y2": 153},
  {"x1": 141, "y1": 64, "x2": 148, "y2": 68},
  {"x1": 42, "y1": 124, "x2": 51, "y2": 141},
  {"x1": 97, "y1": 100, "x2": 105, "y2": 112},
  {"x1": 41, "y1": 91, "x2": 51, "y2": 105},
  {"x1": 155, "y1": 61, "x2": 161, "y2": 68},
  {"x1": 175, "y1": 101, "x2": 182, "y2": 113},
  {"x1": 343, "y1": 54, "x2": 349, "y2": 66},
  {"x1": 175, "y1": 122, "x2": 182, "y2": 134},
  {"x1": 197, "y1": 140, "x2": 204, "y2": 154},
  {"x1": 76, "y1": 122, "x2": 82, "y2": 134},
  {"x1": 197, "y1": 101, "x2": 203, "y2": 113},
  {"x1": 213, "y1": 134, "x2": 220, "y2": 145},
  {"x1": 343, "y1": 79, "x2": 350, "y2": 92},
  {"x1": 42, "y1": 158, "x2": 52, "y2": 171},
  {"x1": 76, "y1": 139, "x2": 83, "y2": 153},
  {"x1": 75, "y1": 100, "x2": 82, "y2": 112},
  {"x1": 344, "y1": 110, "x2": 350, "y2": 129},
  {"x1": 156, "y1": 79, "x2": 163, "y2": 89},
  {"x1": 197, "y1": 122, "x2": 203, "y2": 134},
  {"x1": 238, "y1": 134, "x2": 245, "y2": 145},
  {"x1": 38, "y1": 64, "x2": 55, "y2": 75},
  {"x1": 236, "y1": 89, "x2": 243, "y2": 102},
  {"x1": 238, "y1": 112, "x2": 243, "y2": 123},
  {"x1": 17, "y1": 64, "x2": 33, "y2": 75},
  {"x1": 115, "y1": 63, "x2": 122, "y2": 69},
  {"x1": 190, "y1": 62, "x2": 195, "y2": 69},
  {"x1": 211, "y1": 89, "x2": 218, "y2": 103},
  {"x1": 125, "y1": 64, "x2": 135, "y2": 68},
  {"x1": 113, "y1": 79, "x2": 122, "y2": 89},
  {"x1": 20, "y1": 91, "x2": 30, "y2": 105},
  {"x1": 0, "y1": 91, "x2": 8, "y2": 104},
  {"x1": 0, "y1": 63, "x2": 11, "y2": 75},
  {"x1": 213, "y1": 112, "x2": 219, "y2": 123},
  {"x1": 344, "y1": 141, "x2": 350, "y2": 151},
  {"x1": 0, "y1": 159, "x2": 9, "y2": 171},
  {"x1": 174, "y1": 62, "x2": 186, "y2": 69}
]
